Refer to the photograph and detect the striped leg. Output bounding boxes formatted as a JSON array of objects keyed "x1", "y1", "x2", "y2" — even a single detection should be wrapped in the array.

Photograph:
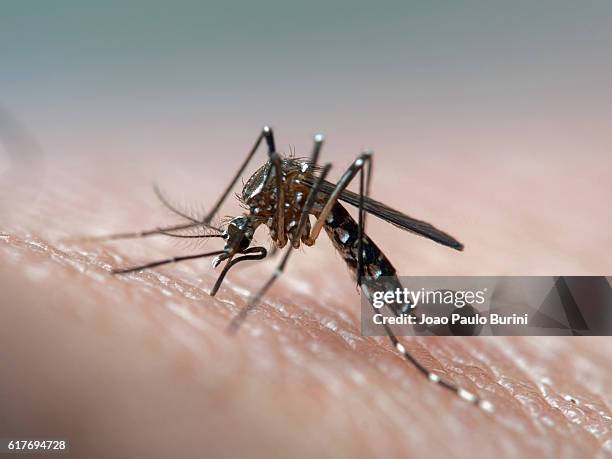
[
  {"x1": 373, "y1": 302, "x2": 495, "y2": 412},
  {"x1": 303, "y1": 151, "x2": 372, "y2": 285}
]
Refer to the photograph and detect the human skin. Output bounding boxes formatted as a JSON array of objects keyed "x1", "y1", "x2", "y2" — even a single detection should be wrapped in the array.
[{"x1": 0, "y1": 137, "x2": 611, "y2": 458}]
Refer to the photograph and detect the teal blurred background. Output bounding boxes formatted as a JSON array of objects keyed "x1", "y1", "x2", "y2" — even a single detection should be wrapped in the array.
[
  {"x1": 1, "y1": 0, "x2": 610, "y2": 162},
  {"x1": 1, "y1": 6, "x2": 611, "y2": 458}
]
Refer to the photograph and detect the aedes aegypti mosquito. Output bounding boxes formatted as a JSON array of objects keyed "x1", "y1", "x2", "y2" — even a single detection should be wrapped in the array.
[{"x1": 84, "y1": 126, "x2": 493, "y2": 412}]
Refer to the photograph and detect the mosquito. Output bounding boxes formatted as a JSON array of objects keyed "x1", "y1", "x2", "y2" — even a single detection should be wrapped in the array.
[{"x1": 82, "y1": 126, "x2": 493, "y2": 412}]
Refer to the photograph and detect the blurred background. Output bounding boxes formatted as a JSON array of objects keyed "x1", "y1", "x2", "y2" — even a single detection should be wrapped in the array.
[
  {"x1": 1, "y1": 0, "x2": 611, "y2": 270},
  {"x1": 1, "y1": 3, "x2": 612, "y2": 458}
]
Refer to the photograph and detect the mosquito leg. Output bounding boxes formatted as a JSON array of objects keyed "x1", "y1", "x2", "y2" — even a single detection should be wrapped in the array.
[
  {"x1": 227, "y1": 162, "x2": 333, "y2": 333},
  {"x1": 209, "y1": 246, "x2": 268, "y2": 296},
  {"x1": 289, "y1": 133, "x2": 324, "y2": 246},
  {"x1": 201, "y1": 129, "x2": 264, "y2": 224},
  {"x1": 308, "y1": 134, "x2": 325, "y2": 170},
  {"x1": 356, "y1": 150, "x2": 373, "y2": 285},
  {"x1": 203, "y1": 125, "x2": 280, "y2": 226},
  {"x1": 371, "y1": 302, "x2": 495, "y2": 413},
  {"x1": 269, "y1": 131, "x2": 324, "y2": 248},
  {"x1": 112, "y1": 249, "x2": 226, "y2": 274},
  {"x1": 304, "y1": 151, "x2": 373, "y2": 246},
  {"x1": 263, "y1": 129, "x2": 287, "y2": 247},
  {"x1": 199, "y1": 125, "x2": 286, "y2": 246}
]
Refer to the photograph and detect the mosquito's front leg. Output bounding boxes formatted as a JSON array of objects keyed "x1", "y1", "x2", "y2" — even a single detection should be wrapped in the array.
[
  {"x1": 201, "y1": 125, "x2": 287, "y2": 246},
  {"x1": 203, "y1": 125, "x2": 281, "y2": 225}
]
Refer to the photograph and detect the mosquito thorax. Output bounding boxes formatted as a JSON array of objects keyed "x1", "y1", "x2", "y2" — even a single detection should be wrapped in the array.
[{"x1": 240, "y1": 158, "x2": 317, "y2": 248}]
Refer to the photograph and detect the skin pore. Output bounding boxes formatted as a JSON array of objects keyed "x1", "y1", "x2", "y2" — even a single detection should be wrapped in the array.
[{"x1": 0, "y1": 141, "x2": 611, "y2": 459}]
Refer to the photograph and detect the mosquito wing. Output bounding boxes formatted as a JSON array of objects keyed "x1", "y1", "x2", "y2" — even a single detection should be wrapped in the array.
[{"x1": 305, "y1": 178, "x2": 464, "y2": 251}]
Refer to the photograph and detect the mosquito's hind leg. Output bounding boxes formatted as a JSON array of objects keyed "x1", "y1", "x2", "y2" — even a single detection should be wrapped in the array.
[{"x1": 370, "y1": 301, "x2": 495, "y2": 412}]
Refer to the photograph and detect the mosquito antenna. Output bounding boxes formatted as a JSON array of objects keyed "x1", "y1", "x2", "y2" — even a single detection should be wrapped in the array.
[
  {"x1": 62, "y1": 221, "x2": 218, "y2": 244},
  {"x1": 357, "y1": 150, "x2": 373, "y2": 285},
  {"x1": 153, "y1": 184, "x2": 200, "y2": 223}
]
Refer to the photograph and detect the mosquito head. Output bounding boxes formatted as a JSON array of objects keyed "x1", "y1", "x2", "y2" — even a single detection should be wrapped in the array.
[{"x1": 212, "y1": 216, "x2": 256, "y2": 267}]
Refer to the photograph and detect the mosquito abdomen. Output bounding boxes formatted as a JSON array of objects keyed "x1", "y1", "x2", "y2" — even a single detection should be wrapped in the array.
[{"x1": 322, "y1": 203, "x2": 412, "y2": 315}]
